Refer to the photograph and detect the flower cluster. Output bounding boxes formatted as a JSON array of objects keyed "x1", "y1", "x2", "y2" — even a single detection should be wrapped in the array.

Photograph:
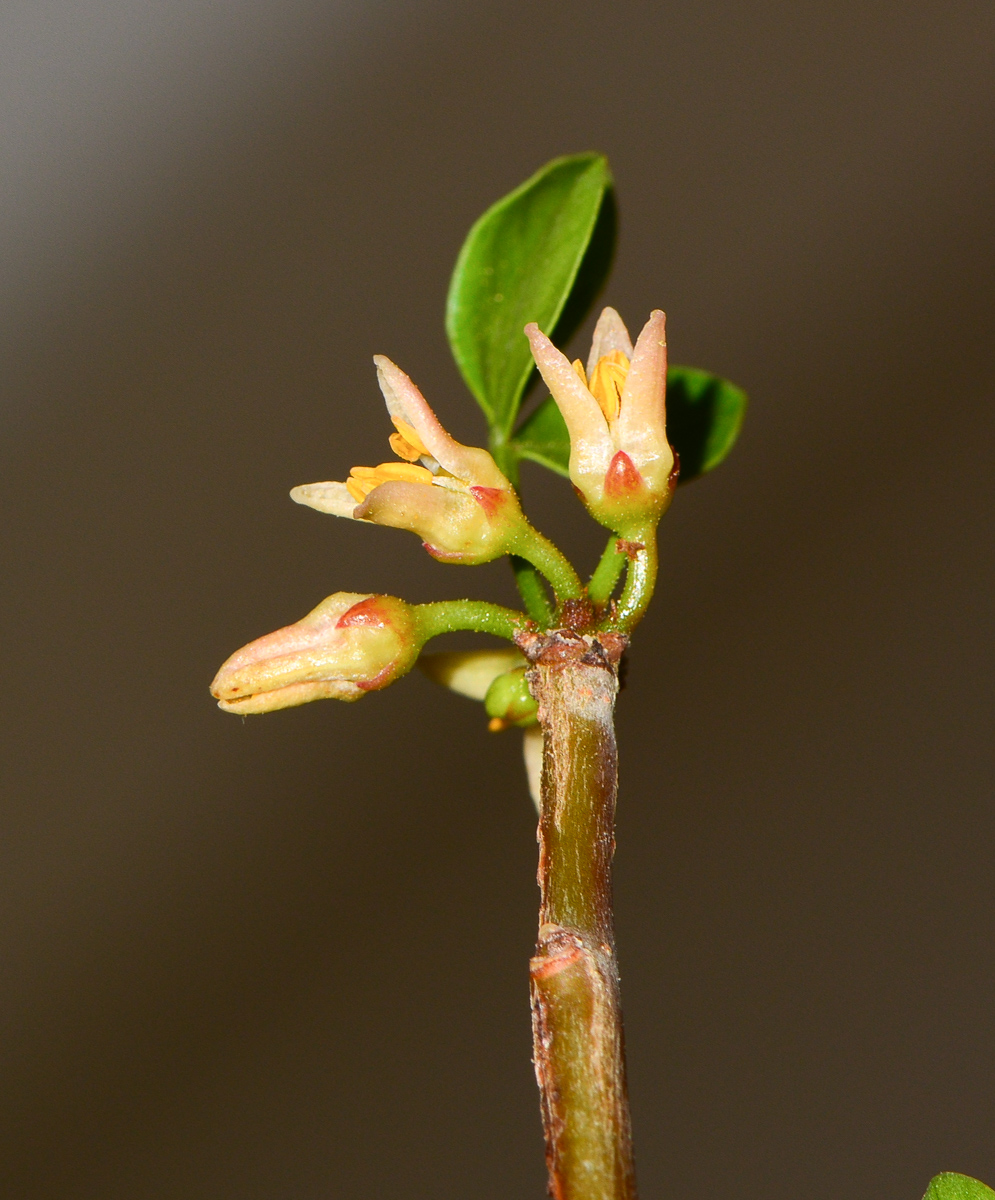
[{"x1": 212, "y1": 306, "x2": 672, "y2": 729}]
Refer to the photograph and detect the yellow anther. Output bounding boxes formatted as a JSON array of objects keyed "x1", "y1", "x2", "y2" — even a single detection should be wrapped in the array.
[
  {"x1": 572, "y1": 358, "x2": 588, "y2": 386},
  {"x1": 346, "y1": 461, "x2": 434, "y2": 503},
  {"x1": 588, "y1": 350, "x2": 630, "y2": 423},
  {"x1": 389, "y1": 418, "x2": 430, "y2": 462},
  {"x1": 488, "y1": 716, "x2": 507, "y2": 732}
]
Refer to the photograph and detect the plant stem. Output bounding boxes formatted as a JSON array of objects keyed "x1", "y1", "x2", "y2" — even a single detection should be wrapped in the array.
[
  {"x1": 516, "y1": 627, "x2": 636, "y2": 1200},
  {"x1": 490, "y1": 431, "x2": 568, "y2": 623},
  {"x1": 512, "y1": 526, "x2": 584, "y2": 604},
  {"x1": 415, "y1": 599, "x2": 527, "y2": 642},
  {"x1": 588, "y1": 535, "x2": 627, "y2": 607},
  {"x1": 511, "y1": 555, "x2": 556, "y2": 625},
  {"x1": 612, "y1": 525, "x2": 658, "y2": 632}
]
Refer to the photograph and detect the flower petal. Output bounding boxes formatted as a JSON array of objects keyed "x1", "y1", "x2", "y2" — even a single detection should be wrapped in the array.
[
  {"x1": 419, "y1": 647, "x2": 526, "y2": 700},
  {"x1": 373, "y1": 355, "x2": 506, "y2": 488},
  {"x1": 616, "y1": 309, "x2": 671, "y2": 482},
  {"x1": 585, "y1": 306, "x2": 633, "y2": 378},
  {"x1": 218, "y1": 679, "x2": 364, "y2": 713},
  {"x1": 525, "y1": 322, "x2": 613, "y2": 481},
  {"x1": 290, "y1": 481, "x2": 367, "y2": 519}
]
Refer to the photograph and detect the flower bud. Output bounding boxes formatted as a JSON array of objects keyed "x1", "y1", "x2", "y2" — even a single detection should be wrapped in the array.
[
  {"x1": 418, "y1": 647, "x2": 526, "y2": 700},
  {"x1": 211, "y1": 592, "x2": 419, "y2": 714},
  {"x1": 484, "y1": 666, "x2": 538, "y2": 731}
]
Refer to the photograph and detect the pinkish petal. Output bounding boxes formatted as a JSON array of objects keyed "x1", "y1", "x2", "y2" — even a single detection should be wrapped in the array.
[
  {"x1": 525, "y1": 323, "x2": 614, "y2": 487},
  {"x1": 356, "y1": 479, "x2": 500, "y2": 563},
  {"x1": 616, "y1": 310, "x2": 670, "y2": 476},
  {"x1": 585, "y1": 307, "x2": 633, "y2": 378},
  {"x1": 218, "y1": 679, "x2": 364, "y2": 712},
  {"x1": 290, "y1": 481, "x2": 365, "y2": 519},
  {"x1": 373, "y1": 355, "x2": 507, "y2": 488}
]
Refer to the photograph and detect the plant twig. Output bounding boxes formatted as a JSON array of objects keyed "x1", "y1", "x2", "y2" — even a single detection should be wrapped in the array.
[{"x1": 516, "y1": 627, "x2": 636, "y2": 1200}]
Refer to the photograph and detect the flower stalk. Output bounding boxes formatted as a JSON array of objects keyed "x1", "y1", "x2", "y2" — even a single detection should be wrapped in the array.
[{"x1": 517, "y1": 627, "x2": 636, "y2": 1200}]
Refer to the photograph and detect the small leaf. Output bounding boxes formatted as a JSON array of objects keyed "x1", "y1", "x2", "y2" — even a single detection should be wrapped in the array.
[
  {"x1": 446, "y1": 153, "x2": 611, "y2": 436},
  {"x1": 512, "y1": 395, "x2": 571, "y2": 476},
  {"x1": 510, "y1": 364, "x2": 748, "y2": 484},
  {"x1": 923, "y1": 1174, "x2": 995, "y2": 1200},
  {"x1": 665, "y1": 365, "x2": 747, "y2": 483}
]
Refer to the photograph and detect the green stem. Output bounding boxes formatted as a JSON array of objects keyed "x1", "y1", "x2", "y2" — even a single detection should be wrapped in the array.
[
  {"x1": 414, "y1": 600, "x2": 526, "y2": 643},
  {"x1": 490, "y1": 433, "x2": 578, "y2": 618},
  {"x1": 588, "y1": 535, "x2": 627, "y2": 607},
  {"x1": 511, "y1": 556, "x2": 555, "y2": 626},
  {"x1": 518, "y1": 628, "x2": 635, "y2": 1200},
  {"x1": 612, "y1": 525, "x2": 658, "y2": 632},
  {"x1": 512, "y1": 525, "x2": 584, "y2": 604}
]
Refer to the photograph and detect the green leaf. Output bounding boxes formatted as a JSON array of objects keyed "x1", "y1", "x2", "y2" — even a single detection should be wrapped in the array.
[
  {"x1": 665, "y1": 365, "x2": 747, "y2": 482},
  {"x1": 923, "y1": 1174, "x2": 995, "y2": 1200},
  {"x1": 510, "y1": 364, "x2": 748, "y2": 484},
  {"x1": 446, "y1": 153, "x2": 611, "y2": 436},
  {"x1": 512, "y1": 394, "x2": 571, "y2": 476}
]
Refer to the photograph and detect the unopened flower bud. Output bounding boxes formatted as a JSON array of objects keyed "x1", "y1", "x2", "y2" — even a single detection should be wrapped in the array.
[
  {"x1": 418, "y1": 647, "x2": 525, "y2": 700},
  {"x1": 484, "y1": 666, "x2": 538, "y2": 731},
  {"x1": 525, "y1": 307, "x2": 676, "y2": 534},
  {"x1": 211, "y1": 592, "x2": 419, "y2": 714}
]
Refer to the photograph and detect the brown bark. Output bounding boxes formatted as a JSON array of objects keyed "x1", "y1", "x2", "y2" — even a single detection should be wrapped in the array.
[{"x1": 516, "y1": 628, "x2": 636, "y2": 1200}]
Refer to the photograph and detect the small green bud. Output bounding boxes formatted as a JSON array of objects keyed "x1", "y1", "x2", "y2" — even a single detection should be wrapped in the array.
[{"x1": 484, "y1": 666, "x2": 538, "y2": 730}]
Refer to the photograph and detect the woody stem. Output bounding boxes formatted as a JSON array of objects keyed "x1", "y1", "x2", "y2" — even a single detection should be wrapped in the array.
[{"x1": 517, "y1": 628, "x2": 637, "y2": 1200}]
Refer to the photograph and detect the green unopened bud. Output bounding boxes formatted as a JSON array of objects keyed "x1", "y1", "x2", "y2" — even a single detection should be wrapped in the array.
[{"x1": 484, "y1": 666, "x2": 538, "y2": 731}]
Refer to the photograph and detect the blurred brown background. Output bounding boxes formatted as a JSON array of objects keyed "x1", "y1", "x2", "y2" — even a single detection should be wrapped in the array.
[{"x1": 1, "y1": 0, "x2": 993, "y2": 1196}]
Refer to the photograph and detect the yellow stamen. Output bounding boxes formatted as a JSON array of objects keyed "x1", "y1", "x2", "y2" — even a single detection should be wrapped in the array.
[
  {"x1": 588, "y1": 350, "x2": 630, "y2": 423},
  {"x1": 389, "y1": 418, "x2": 430, "y2": 462},
  {"x1": 488, "y1": 716, "x2": 507, "y2": 732},
  {"x1": 346, "y1": 460, "x2": 434, "y2": 503},
  {"x1": 572, "y1": 358, "x2": 588, "y2": 386}
]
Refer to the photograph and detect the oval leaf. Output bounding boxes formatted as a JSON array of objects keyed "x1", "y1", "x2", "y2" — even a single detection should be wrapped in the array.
[
  {"x1": 924, "y1": 1175, "x2": 995, "y2": 1200},
  {"x1": 512, "y1": 393, "x2": 571, "y2": 476},
  {"x1": 446, "y1": 153, "x2": 611, "y2": 436},
  {"x1": 664, "y1": 365, "x2": 747, "y2": 482},
  {"x1": 511, "y1": 364, "x2": 748, "y2": 485}
]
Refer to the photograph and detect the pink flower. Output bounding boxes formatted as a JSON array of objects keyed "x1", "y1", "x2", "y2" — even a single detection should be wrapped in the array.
[
  {"x1": 291, "y1": 356, "x2": 525, "y2": 564},
  {"x1": 210, "y1": 592, "x2": 419, "y2": 714},
  {"x1": 525, "y1": 307, "x2": 675, "y2": 532}
]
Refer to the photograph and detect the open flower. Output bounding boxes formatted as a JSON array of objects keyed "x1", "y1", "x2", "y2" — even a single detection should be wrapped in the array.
[
  {"x1": 525, "y1": 307, "x2": 675, "y2": 533},
  {"x1": 291, "y1": 356, "x2": 526, "y2": 564},
  {"x1": 211, "y1": 592, "x2": 419, "y2": 714}
]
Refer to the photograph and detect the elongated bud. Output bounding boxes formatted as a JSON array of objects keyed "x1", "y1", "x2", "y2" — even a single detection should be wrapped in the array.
[{"x1": 211, "y1": 592, "x2": 419, "y2": 714}]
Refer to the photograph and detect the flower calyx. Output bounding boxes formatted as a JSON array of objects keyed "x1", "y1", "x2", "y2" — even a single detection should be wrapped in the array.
[
  {"x1": 525, "y1": 307, "x2": 676, "y2": 535},
  {"x1": 291, "y1": 355, "x2": 528, "y2": 564},
  {"x1": 211, "y1": 592, "x2": 420, "y2": 714}
]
